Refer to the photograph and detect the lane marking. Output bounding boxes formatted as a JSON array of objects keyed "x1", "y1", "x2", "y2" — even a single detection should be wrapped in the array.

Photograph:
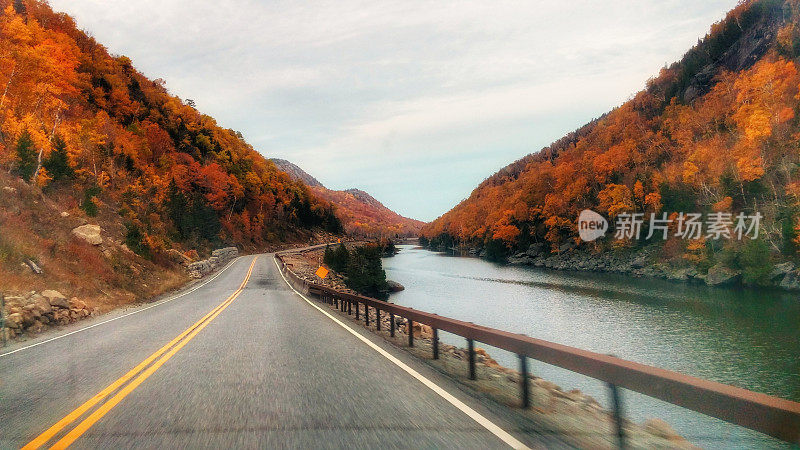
[
  {"x1": 273, "y1": 257, "x2": 530, "y2": 450},
  {"x1": 1, "y1": 256, "x2": 242, "y2": 358},
  {"x1": 23, "y1": 257, "x2": 258, "y2": 450}
]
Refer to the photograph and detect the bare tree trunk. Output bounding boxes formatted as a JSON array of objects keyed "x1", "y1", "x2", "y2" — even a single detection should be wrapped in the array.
[
  {"x1": 32, "y1": 109, "x2": 61, "y2": 183},
  {"x1": 0, "y1": 65, "x2": 15, "y2": 110}
]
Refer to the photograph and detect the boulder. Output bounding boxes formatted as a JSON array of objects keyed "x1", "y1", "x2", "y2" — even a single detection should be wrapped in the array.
[
  {"x1": 41, "y1": 290, "x2": 69, "y2": 308},
  {"x1": 411, "y1": 322, "x2": 433, "y2": 339},
  {"x1": 69, "y1": 297, "x2": 87, "y2": 310},
  {"x1": 20, "y1": 308, "x2": 36, "y2": 327},
  {"x1": 30, "y1": 294, "x2": 51, "y2": 315},
  {"x1": 780, "y1": 270, "x2": 800, "y2": 290},
  {"x1": 771, "y1": 261, "x2": 795, "y2": 281},
  {"x1": 706, "y1": 264, "x2": 741, "y2": 286},
  {"x1": 386, "y1": 280, "x2": 405, "y2": 292},
  {"x1": 72, "y1": 224, "x2": 103, "y2": 245},
  {"x1": 6, "y1": 312, "x2": 23, "y2": 328},
  {"x1": 23, "y1": 303, "x2": 42, "y2": 319}
]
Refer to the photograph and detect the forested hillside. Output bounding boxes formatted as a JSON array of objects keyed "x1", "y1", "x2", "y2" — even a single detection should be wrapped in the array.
[
  {"x1": 423, "y1": 0, "x2": 800, "y2": 284},
  {"x1": 270, "y1": 158, "x2": 424, "y2": 237},
  {"x1": 0, "y1": 0, "x2": 340, "y2": 304}
]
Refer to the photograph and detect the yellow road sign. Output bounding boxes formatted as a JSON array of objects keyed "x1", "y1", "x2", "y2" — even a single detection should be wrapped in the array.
[{"x1": 315, "y1": 266, "x2": 329, "y2": 279}]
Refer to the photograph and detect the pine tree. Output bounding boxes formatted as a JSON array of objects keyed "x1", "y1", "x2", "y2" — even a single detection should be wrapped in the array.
[
  {"x1": 14, "y1": 131, "x2": 37, "y2": 182},
  {"x1": 332, "y1": 244, "x2": 349, "y2": 272},
  {"x1": 323, "y1": 244, "x2": 334, "y2": 267},
  {"x1": 43, "y1": 135, "x2": 74, "y2": 182}
]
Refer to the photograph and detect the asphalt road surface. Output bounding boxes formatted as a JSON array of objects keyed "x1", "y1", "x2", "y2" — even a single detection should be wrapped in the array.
[{"x1": 1, "y1": 255, "x2": 565, "y2": 449}]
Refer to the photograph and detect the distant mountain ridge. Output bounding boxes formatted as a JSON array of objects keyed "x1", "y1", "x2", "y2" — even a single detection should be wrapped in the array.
[
  {"x1": 270, "y1": 159, "x2": 425, "y2": 237},
  {"x1": 270, "y1": 158, "x2": 324, "y2": 188}
]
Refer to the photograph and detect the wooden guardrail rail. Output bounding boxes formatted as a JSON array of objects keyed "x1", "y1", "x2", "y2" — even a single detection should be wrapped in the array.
[{"x1": 275, "y1": 250, "x2": 800, "y2": 446}]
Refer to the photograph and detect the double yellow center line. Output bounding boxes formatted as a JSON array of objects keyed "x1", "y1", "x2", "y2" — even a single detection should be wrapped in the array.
[{"x1": 23, "y1": 256, "x2": 258, "y2": 449}]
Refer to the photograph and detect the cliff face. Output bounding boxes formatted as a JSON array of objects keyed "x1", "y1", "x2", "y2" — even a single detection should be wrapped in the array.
[
  {"x1": 270, "y1": 159, "x2": 425, "y2": 237},
  {"x1": 423, "y1": 0, "x2": 800, "y2": 287}
]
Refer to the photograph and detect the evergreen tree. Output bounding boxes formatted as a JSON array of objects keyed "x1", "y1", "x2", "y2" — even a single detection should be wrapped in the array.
[
  {"x1": 323, "y1": 244, "x2": 334, "y2": 267},
  {"x1": 344, "y1": 244, "x2": 388, "y2": 299},
  {"x1": 14, "y1": 131, "x2": 36, "y2": 182},
  {"x1": 332, "y1": 244, "x2": 349, "y2": 272},
  {"x1": 164, "y1": 179, "x2": 189, "y2": 237},
  {"x1": 43, "y1": 134, "x2": 74, "y2": 182}
]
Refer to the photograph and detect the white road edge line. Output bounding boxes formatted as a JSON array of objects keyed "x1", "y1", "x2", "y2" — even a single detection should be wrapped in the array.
[
  {"x1": 273, "y1": 257, "x2": 530, "y2": 450},
  {"x1": 0, "y1": 257, "x2": 243, "y2": 358}
]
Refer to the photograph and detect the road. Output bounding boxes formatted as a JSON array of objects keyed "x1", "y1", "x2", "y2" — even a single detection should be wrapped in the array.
[{"x1": 1, "y1": 254, "x2": 563, "y2": 449}]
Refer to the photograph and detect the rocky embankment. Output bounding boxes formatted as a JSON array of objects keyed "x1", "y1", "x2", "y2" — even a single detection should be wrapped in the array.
[
  {"x1": 484, "y1": 242, "x2": 799, "y2": 289},
  {"x1": 2, "y1": 290, "x2": 95, "y2": 340},
  {"x1": 2, "y1": 246, "x2": 240, "y2": 341},
  {"x1": 278, "y1": 249, "x2": 693, "y2": 449}
]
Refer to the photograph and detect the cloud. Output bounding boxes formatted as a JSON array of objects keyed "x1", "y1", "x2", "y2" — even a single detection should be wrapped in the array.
[{"x1": 49, "y1": 0, "x2": 740, "y2": 221}]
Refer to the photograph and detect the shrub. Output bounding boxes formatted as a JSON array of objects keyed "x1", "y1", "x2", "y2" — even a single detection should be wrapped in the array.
[
  {"x1": 125, "y1": 222, "x2": 151, "y2": 259},
  {"x1": 81, "y1": 185, "x2": 101, "y2": 217},
  {"x1": 739, "y1": 238, "x2": 773, "y2": 286}
]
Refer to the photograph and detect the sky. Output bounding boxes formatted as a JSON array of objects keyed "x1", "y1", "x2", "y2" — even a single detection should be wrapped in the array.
[{"x1": 49, "y1": 0, "x2": 740, "y2": 222}]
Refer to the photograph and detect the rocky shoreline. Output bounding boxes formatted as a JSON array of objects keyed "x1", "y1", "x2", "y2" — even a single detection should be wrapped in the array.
[
  {"x1": 454, "y1": 242, "x2": 800, "y2": 290},
  {"x1": 279, "y1": 249, "x2": 694, "y2": 449}
]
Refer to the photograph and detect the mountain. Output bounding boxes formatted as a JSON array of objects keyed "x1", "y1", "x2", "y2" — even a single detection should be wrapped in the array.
[
  {"x1": 270, "y1": 159, "x2": 425, "y2": 237},
  {"x1": 423, "y1": 0, "x2": 800, "y2": 285},
  {"x1": 270, "y1": 158, "x2": 323, "y2": 188},
  {"x1": 0, "y1": 1, "x2": 342, "y2": 306}
]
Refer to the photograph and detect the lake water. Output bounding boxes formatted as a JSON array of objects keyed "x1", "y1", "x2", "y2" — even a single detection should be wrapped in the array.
[{"x1": 383, "y1": 245, "x2": 800, "y2": 449}]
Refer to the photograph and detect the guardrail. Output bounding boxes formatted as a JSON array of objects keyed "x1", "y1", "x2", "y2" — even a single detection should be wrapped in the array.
[{"x1": 275, "y1": 250, "x2": 800, "y2": 446}]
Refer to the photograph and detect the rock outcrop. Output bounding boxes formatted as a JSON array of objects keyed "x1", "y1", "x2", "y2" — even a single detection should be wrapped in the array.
[{"x1": 71, "y1": 224, "x2": 103, "y2": 245}]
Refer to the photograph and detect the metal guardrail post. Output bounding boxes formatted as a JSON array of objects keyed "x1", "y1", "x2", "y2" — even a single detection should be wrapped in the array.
[
  {"x1": 408, "y1": 319, "x2": 414, "y2": 347},
  {"x1": 389, "y1": 313, "x2": 395, "y2": 337},
  {"x1": 355, "y1": 302, "x2": 359, "y2": 320},
  {"x1": 348, "y1": 299, "x2": 352, "y2": 315},
  {"x1": 1, "y1": 294, "x2": 6, "y2": 347},
  {"x1": 608, "y1": 382, "x2": 626, "y2": 449},
  {"x1": 519, "y1": 354, "x2": 530, "y2": 408},
  {"x1": 376, "y1": 308, "x2": 381, "y2": 331},
  {"x1": 365, "y1": 305, "x2": 370, "y2": 326},
  {"x1": 467, "y1": 338, "x2": 476, "y2": 380},
  {"x1": 432, "y1": 328, "x2": 439, "y2": 360}
]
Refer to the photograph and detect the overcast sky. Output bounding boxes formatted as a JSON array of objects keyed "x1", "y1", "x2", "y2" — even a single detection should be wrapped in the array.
[{"x1": 49, "y1": 0, "x2": 738, "y2": 222}]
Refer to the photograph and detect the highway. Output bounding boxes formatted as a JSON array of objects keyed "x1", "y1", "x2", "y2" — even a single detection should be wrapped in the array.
[{"x1": 0, "y1": 254, "x2": 562, "y2": 449}]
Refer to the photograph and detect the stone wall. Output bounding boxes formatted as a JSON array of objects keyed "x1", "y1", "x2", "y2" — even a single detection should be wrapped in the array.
[{"x1": 187, "y1": 247, "x2": 239, "y2": 278}]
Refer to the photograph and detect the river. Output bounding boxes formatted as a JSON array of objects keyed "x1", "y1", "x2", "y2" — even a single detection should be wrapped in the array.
[{"x1": 383, "y1": 245, "x2": 800, "y2": 449}]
